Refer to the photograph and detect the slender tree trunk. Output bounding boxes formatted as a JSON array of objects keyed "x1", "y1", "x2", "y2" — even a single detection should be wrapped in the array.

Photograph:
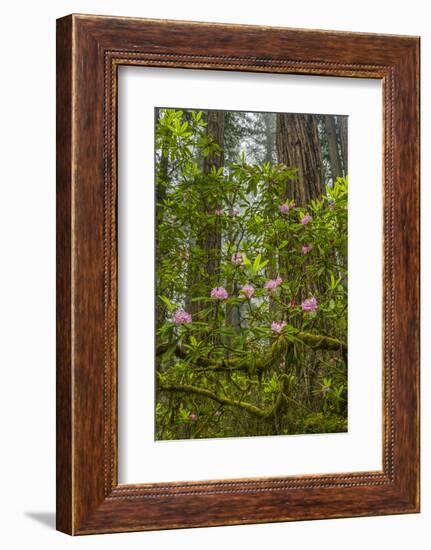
[
  {"x1": 155, "y1": 108, "x2": 169, "y2": 224},
  {"x1": 155, "y1": 108, "x2": 170, "y2": 328},
  {"x1": 263, "y1": 112, "x2": 275, "y2": 163},
  {"x1": 324, "y1": 115, "x2": 344, "y2": 181},
  {"x1": 337, "y1": 116, "x2": 348, "y2": 176},
  {"x1": 266, "y1": 114, "x2": 279, "y2": 318},
  {"x1": 191, "y1": 111, "x2": 225, "y2": 321},
  {"x1": 202, "y1": 110, "x2": 225, "y2": 278}
]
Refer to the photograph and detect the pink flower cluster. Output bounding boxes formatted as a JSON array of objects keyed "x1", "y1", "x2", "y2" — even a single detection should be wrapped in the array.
[
  {"x1": 214, "y1": 208, "x2": 224, "y2": 216},
  {"x1": 301, "y1": 296, "x2": 318, "y2": 312},
  {"x1": 271, "y1": 321, "x2": 286, "y2": 333},
  {"x1": 241, "y1": 284, "x2": 255, "y2": 299},
  {"x1": 264, "y1": 276, "x2": 283, "y2": 293},
  {"x1": 211, "y1": 286, "x2": 229, "y2": 301},
  {"x1": 173, "y1": 309, "x2": 192, "y2": 325},
  {"x1": 279, "y1": 203, "x2": 290, "y2": 214},
  {"x1": 302, "y1": 244, "x2": 313, "y2": 255},
  {"x1": 231, "y1": 252, "x2": 246, "y2": 266},
  {"x1": 301, "y1": 214, "x2": 313, "y2": 225},
  {"x1": 188, "y1": 413, "x2": 197, "y2": 422}
]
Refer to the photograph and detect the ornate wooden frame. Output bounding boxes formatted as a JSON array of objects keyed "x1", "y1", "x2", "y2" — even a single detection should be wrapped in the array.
[{"x1": 56, "y1": 14, "x2": 420, "y2": 535}]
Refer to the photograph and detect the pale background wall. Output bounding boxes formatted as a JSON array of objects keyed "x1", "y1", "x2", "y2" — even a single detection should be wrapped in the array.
[{"x1": 0, "y1": 0, "x2": 427, "y2": 548}]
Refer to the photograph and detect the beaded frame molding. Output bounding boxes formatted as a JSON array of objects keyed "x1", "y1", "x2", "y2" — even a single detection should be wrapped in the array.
[{"x1": 56, "y1": 14, "x2": 420, "y2": 535}]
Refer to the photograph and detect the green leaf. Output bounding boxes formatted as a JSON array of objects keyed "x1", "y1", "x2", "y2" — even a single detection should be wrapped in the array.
[
  {"x1": 219, "y1": 326, "x2": 237, "y2": 337},
  {"x1": 253, "y1": 253, "x2": 262, "y2": 272},
  {"x1": 159, "y1": 295, "x2": 175, "y2": 312}
]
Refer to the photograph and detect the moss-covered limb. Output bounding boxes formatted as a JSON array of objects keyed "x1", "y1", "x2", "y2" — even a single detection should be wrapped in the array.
[
  {"x1": 157, "y1": 373, "x2": 295, "y2": 420},
  {"x1": 156, "y1": 330, "x2": 346, "y2": 372},
  {"x1": 156, "y1": 343, "x2": 241, "y2": 370},
  {"x1": 157, "y1": 375, "x2": 267, "y2": 417},
  {"x1": 295, "y1": 331, "x2": 347, "y2": 353}
]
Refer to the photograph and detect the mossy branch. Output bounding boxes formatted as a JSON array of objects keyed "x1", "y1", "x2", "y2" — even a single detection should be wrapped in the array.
[
  {"x1": 156, "y1": 330, "x2": 346, "y2": 373},
  {"x1": 157, "y1": 373, "x2": 291, "y2": 419},
  {"x1": 295, "y1": 331, "x2": 346, "y2": 352}
]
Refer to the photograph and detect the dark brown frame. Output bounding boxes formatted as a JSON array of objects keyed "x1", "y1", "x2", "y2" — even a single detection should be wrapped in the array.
[{"x1": 56, "y1": 14, "x2": 420, "y2": 535}]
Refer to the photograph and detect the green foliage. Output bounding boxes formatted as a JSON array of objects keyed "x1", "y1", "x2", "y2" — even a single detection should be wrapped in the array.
[{"x1": 155, "y1": 108, "x2": 348, "y2": 440}]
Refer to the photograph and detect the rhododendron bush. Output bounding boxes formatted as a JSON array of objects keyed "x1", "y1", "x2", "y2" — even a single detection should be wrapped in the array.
[{"x1": 155, "y1": 108, "x2": 348, "y2": 440}]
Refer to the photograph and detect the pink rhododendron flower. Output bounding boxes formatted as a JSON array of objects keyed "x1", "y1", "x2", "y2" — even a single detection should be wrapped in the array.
[
  {"x1": 231, "y1": 252, "x2": 246, "y2": 266},
  {"x1": 240, "y1": 284, "x2": 255, "y2": 299},
  {"x1": 264, "y1": 276, "x2": 283, "y2": 292},
  {"x1": 279, "y1": 203, "x2": 290, "y2": 214},
  {"x1": 188, "y1": 413, "x2": 197, "y2": 422},
  {"x1": 211, "y1": 286, "x2": 229, "y2": 300},
  {"x1": 289, "y1": 299, "x2": 297, "y2": 308},
  {"x1": 302, "y1": 244, "x2": 313, "y2": 254},
  {"x1": 290, "y1": 201, "x2": 296, "y2": 209},
  {"x1": 214, "y1": 208, "x2": 224, "y2": 216},
  {"x1": 301, "y1": 296, "x2": 318, "y2": 312},
  {"x1": 301, "y1": 214, "x2": 313, "y2": 225},
  {"x1": 173, "y1": 310, "x2": 192, "y2": 325},
  {"x1": 271, "y1": 321, "x2": 286, "y2": 333}
]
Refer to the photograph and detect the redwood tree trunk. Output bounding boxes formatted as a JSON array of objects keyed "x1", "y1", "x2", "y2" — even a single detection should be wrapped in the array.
[
  {"x1": 276, "y1": 113, "x2": 325, "y2": 311},
  {"x1": 276, "y1": 113, "x2": 325, "y2": 206}
]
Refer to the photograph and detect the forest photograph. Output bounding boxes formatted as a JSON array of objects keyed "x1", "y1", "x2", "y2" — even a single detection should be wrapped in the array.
[{"x1": 155, "y1": 107, "x2": 348, "y2": 441}]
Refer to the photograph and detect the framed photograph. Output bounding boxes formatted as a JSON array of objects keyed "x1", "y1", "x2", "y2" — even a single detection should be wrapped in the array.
[{"x1": 56, "y1": 14, "x2": 420, "y2": 535}]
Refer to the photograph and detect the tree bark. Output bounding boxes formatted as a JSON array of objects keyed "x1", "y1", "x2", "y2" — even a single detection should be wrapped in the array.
[
  {"x1": 276, "y1": 113, "x2": 325, "y2": 308},
  {"x1": 276, "y1": 113, "x2": 325, "y2": 206},
  {"x1": 324, "y1": 115, "x2": 344, "y2": 181},
  {"x1": 202, "y1": 110, "x2": 225, "y2": 278},
  {"x1": 155, "y1": 108, "x2": 169, "y2": 328},
  {"x1": 337, "y1": 115, "x2": 348, "y2": 176},
  {"x1": 190, "y1": 111, "x2": 225, "y2": 320},
  {"x1": 263, "y1": 112, "x2": 276, "y2": 163}
]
